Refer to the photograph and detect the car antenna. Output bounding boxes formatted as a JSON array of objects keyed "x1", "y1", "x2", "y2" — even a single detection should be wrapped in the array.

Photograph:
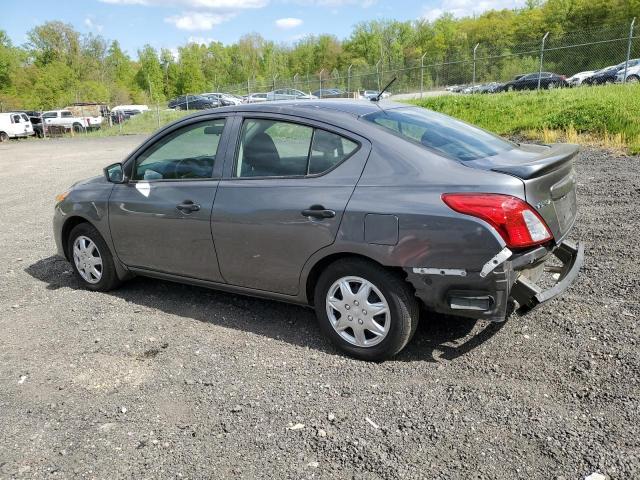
[{"x1": 371, "y1": 77, "x2": 396, "y2": 102}]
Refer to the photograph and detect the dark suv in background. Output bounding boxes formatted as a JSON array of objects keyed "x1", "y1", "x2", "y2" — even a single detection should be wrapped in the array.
[
  {"x1": 502, "y1": 72, "x2": 567, "y2": 91},
  {"x1": 168, "y1": 95, "x2": 219, "y2": 110}
]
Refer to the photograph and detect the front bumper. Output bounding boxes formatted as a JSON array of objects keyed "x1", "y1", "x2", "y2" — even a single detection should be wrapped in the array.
[{"x1": 405, "y1": 240, "x2": 584, "y2": 322}]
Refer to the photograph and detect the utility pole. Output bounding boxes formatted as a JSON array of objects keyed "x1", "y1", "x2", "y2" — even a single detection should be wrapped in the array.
[
  {"x1": 472, "y1": 43, "x2": 480, "y2": 91},
  {"x1": 624, "y1": 18, "x2": 636, "y2": 83},
  {"x1": 538, "y1": 32, "x2": 550, "y2": 90},
  {"x1": 420, "y1": 52, "x2": 428, "y2": 99},
  {"x1": 319, "y1": 69, "x2": 325, "y2": 97},
  {"x1": 375, "y1": 60, "x2": 381, "y2": 92}
]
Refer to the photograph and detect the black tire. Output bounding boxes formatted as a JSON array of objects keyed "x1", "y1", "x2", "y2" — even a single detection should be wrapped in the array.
[
  {"x1": 506, "y1": 85, "x2": 514, "y2": 92},
  {"x1": 314, "y1": 258, "x2": 419, "y2": 361},
  {"x1": 72, "y1": 123, "x2": 85, "y2": 133},
  {"x1": 627, "y1": 75, "x2": 640, "y2": 83},
  {"x1": 0, "y1": 131, "x2": 8, "y2": 142},
  {"x1": 67, "y1": 223, "x2": 122, "y2": 292}
]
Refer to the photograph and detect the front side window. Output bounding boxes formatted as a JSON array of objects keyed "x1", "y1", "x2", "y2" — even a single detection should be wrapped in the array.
[
  {"x1": 363, "y1": 107, "x2": 514, "y2": 162},
  {"x1": 133, "y1": 119, "x2": 226, "y2": 181},
  {"x1": 235, "y1": 119, "x2": 358, "y2": 178}
]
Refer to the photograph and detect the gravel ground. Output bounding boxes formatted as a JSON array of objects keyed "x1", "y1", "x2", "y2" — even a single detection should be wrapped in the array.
[{"x1": 0, "y1": 136, "x2": 638, "y2": 480}]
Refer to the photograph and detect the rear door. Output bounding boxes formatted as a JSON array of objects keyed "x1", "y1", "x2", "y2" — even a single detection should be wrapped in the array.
[
  {"x1": 109, "y1": 116, "x2": 232, "y2": 281},
  {"x1": 212, "y1": 114, "x2": 370, "y2": 295}
]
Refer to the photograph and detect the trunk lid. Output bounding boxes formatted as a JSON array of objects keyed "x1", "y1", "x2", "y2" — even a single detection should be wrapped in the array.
[{"x1": 466, "y1": 143, "x2": 579, "y2": 242}]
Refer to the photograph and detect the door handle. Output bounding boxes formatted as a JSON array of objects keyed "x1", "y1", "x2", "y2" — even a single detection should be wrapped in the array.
[
  {"x1": 176, "y1": 200, "x2": 200, "y2": 213},
  {"x1": 301, "y1": 205, "x2": 335, "y2": 219}
]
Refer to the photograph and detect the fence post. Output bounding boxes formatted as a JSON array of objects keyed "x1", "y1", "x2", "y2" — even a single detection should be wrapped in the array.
[
  {"x1": 272, "y1": 74, "x2": 278, "y2": 92},
  {"x1": 156, "y1": 103, "x2": 160, "y2": 129},
  {"x1": 347, "y1": 64, "x2": 353, "y2": 97},
  {"x1": 472, "y1": 43, "x2": 479, "y2": 91},
  {"x1": 624, "y1": 17, "x2": 636, "y2": 83},
  {"x1": 293, "y1": 73, "x2": 299, "y2": 91},
  {"x1": 247, "y1": 77, "x2": 250, "y2": 99},
  {"x1": 420, "y1": 52, "x2": 428, "y2": 98},
  {"x1": 375, "y1": 60, "x2": 381, "y2": 91},
  {"x1": 319, "y1": 69, "x2": 325, "y2": 97},
  {"x1": 538, "y1": 32, "x2": 550, "y2": 90}
]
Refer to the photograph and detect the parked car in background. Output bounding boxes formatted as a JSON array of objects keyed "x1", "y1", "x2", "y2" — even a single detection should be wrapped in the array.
[
  {"x1": 53, "y1": 100, "x2": 583, "y2": 360},
  {"x1": 566, "y1": 70, "x2": 595, "y2": 87},
  {"x1": 244, "y1": 93, "x2": 268, "y2": 103},
  {"x1": 584, "y1": 59, "x2": 640, "y2": 84},
  {"x1": 202, "y1": 92, "x2": 242, "y2": 106},
  {"x1": 168, "y1": 95, "x2": 218, "y2": 110},
  {"x1": 0, "y1": 112, "x2": 35, "y2": 141},
  {"x1": 477, "y1": 82, "x2": 503, "y2": 93},
  {"x1": 42, "y1": 109, "x2": 101, "y2": 133},
  {"x1": 112, "y1": 104, "x2": 148, "y2": 114},
  {"x1": 615, "y1": 63, "x2": 640, "y2": 83},
  {"x1": 312, "y1": 88, "x2": 349, "y2": 98},
  {"x1": 502, "y1": 72, "x2": 567, "y2": 91},
  {"x1": 266, "y1": 89, "x2": 317, "y2": 101},
  {"x1": 362, "y1": 90, "x2": 392, "y2": 99}
]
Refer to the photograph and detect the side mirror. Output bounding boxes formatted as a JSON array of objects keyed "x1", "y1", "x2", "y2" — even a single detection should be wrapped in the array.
[{"x1": 104, "y1": 162, "x2": 126, "y2": 184}]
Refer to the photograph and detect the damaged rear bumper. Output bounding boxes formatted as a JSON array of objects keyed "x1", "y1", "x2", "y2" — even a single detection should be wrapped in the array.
[{"x1": 405, "y1": 240, "x2": 584, "y2": 322}]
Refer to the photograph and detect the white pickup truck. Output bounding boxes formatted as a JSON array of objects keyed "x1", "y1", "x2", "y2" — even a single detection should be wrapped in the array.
[{"x1": 42, "y1": 109, "x2": 103, "y2": 132}]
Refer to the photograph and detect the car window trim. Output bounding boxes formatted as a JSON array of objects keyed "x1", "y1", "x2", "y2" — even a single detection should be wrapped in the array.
[
  {"x1": 126, "y1": 116, "x2": 230, "y2": 183},
  {"x1": 229, "y1": 115, "x2": 361, "y2": 181}
]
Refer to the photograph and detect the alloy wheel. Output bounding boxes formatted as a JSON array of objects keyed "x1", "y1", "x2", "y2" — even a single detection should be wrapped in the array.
[
  {"x1": 73, "y1": 236, "x2": 103, "y2": 284},
  {"x1": 326, "y1": 276, "x2": 390, "y2": 347}
]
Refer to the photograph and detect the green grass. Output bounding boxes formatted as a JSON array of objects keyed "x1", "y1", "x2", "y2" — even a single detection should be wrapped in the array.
[
  {"x1": 87, "y1": 109, "x2": 190, "y2": 137},
  {"x1": 409, "y1": 84, "x2": 640, "y2": 153}
]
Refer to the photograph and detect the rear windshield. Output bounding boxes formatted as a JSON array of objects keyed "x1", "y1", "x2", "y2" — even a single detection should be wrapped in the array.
[{"x1": 363, "y1": 107, "x2": 514, "y2": 161}]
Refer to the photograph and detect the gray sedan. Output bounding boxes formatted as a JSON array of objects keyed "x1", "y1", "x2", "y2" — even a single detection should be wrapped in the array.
[{"x1": 53, "y1": 100, "x2": 583, "y2": 360}]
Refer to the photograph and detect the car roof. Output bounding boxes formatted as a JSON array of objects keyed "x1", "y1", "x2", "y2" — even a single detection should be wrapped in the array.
[{"x1": 209, "y1": 99, "x2": 407, "y2": 117}]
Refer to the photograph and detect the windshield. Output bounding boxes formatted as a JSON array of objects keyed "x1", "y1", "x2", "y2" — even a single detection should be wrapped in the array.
[{"x1": 363, "y1": 107, "x2": 514, "y2": 162}]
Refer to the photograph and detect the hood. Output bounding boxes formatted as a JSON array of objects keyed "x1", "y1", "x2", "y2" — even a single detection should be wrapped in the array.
[{"x1": 71, "y1": 175, "x2": 106, "y2": 189}]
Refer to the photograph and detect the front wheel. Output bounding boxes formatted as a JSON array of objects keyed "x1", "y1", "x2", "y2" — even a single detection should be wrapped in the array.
[
  {"x1": 314, "y1": 259, "x2": 419, "y2": 361},
  {"x1": 0, "y1": 131, "x2": 8, "y2": 142},
  {"x1": 72, "y1": 123, "x2": 85, "y2": 133},
  {"x1": 627, "y1": 75, "x2": 640, "y2": 83},
  {"x1": 68, "y1": 223, "x2": 121, "y2": 291}
]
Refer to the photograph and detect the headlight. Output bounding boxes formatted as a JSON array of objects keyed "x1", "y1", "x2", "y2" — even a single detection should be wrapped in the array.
[{"x1": 55, "y1": 191, "x2": 69, "y2": 204}]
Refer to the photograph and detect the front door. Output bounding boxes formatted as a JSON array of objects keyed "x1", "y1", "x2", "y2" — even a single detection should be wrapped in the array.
[
  {"x1": 109, "y1": 117, "x2": 230, "y2": 281},
  {"x1": 212, "y1": 116, "x2": 370, "y2": 295}
]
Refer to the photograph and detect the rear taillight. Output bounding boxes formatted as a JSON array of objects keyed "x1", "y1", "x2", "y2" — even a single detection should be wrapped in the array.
[{"x1": 442, "y1": 193, "x2": 553, "y2": 248}]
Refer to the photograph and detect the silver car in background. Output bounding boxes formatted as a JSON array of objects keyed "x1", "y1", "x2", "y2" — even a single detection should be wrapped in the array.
[{"x1": 53, "y1": 100, "x2": 583, "y2": 360}]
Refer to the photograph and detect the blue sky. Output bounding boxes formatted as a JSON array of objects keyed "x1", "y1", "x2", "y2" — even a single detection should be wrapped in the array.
[{"x1": 1, "y1": 0, "x2": 524, "y2": 56}]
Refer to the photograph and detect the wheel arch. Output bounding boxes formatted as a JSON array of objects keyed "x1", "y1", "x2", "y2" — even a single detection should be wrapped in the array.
[
  {"x1": 304, "y1": 252, "x2": 408, "y2": 306},
  {"x1": 60, "y1": 216, "x2": 94, "y2": 260}
]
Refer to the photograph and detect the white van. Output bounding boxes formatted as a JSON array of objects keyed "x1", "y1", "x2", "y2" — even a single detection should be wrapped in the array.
[{"x1": 0, "y1": 112, "x2": 35, "y2": 142}]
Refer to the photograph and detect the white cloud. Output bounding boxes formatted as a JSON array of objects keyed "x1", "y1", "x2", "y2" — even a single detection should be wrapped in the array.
[
  {"x1": 188, "y1": 35, "x2": 217, "y2": 44},
  {"x1": 422, "y1": 0, "x2": 526, "y2": 21},
  {"x1": 101, "y1": 0, "x2": 266, "y2": 7},
  {"x1": 165, "y1": 11, "x2": 234, "y2": 30},
  {"x1": 103, "y1": 0, "x2": 267, "y2": 31},
  {"x1": 290, "y1": 0, "x2": 375, "y2": 6},
  {"x1": 84, "y1": 17, "x2": 104, "y2": 32},
  {"x1": 275, "y1": 17, "x2": 303, "y2": 29}
]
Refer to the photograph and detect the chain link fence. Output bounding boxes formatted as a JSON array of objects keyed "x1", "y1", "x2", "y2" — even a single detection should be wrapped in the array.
[{"x1": 16, "y1": 19, "x2": 634, "y2": 138}]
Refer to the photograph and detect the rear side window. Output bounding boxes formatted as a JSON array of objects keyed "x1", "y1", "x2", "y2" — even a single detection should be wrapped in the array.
[
  {"x1": 236, "y1": 119, "x2": 358, "y2": 178},
  {"x1": 363, "y1": 107, "x2": 514, "y2": 162},
  {"x1": 61, "y1": 111, "x2": 73, "y2": 118}
]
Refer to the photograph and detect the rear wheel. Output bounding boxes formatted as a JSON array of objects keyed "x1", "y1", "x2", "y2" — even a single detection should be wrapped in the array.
[
  {"x1": 627, "y1": 75, "x2": 640, "y2": 83},
  {"x1": 507, "y1": 85, "x2": 515, "y2": 92},
  {"x1": 547, "y1": 81, "x2": 558, "y2": 89},
  {"x1": 72, "y1": 123, "x2": 85, "y2": 133},
  {"x1": 314, "y1": 259, "x2": 419, "y2": 361},
  {"x1": 0, "y1": 132, "x2": 8, "y2": 142},
  {"x1": 67, "y1": 223, "x2": 121, "y2": 291}
]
